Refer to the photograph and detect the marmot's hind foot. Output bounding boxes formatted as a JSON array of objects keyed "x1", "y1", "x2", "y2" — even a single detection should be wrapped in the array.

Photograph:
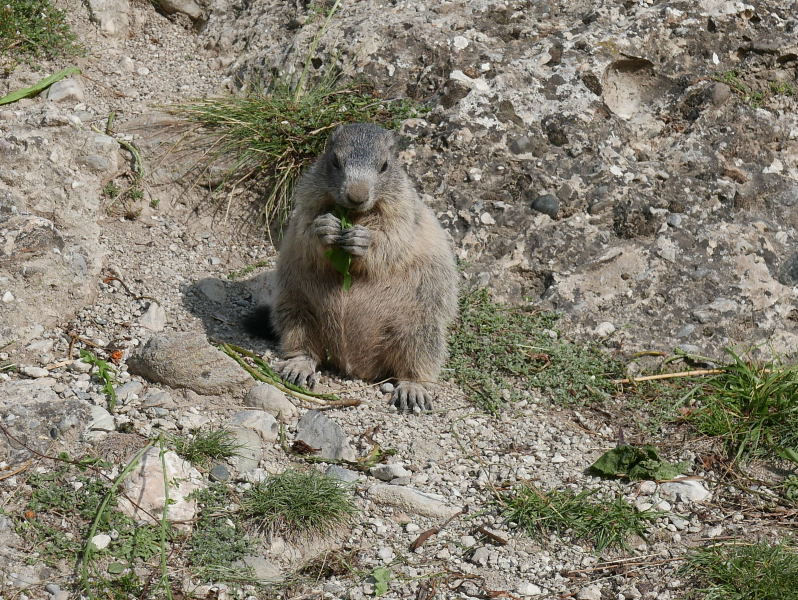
[
  {"x1": 277, "y1": 355, "x2": 318, "y2": 389},
  {"x1": 391, "y1": 381, "x2": 433, "y2": 413}
]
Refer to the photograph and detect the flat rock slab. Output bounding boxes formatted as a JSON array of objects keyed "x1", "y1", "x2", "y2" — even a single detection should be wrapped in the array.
[
  {"x1": 127, "y1": 332, "x2": 253, "y2": 396},
  {"x1": 295, "y1": 410, "x2": 356, "y2": 462},
  {"x1": 368, "y1": 484, "x2": 461, "y2": 519},
  {"x1": 0, "y1": 380, "x2": 89, "y2": 464}
]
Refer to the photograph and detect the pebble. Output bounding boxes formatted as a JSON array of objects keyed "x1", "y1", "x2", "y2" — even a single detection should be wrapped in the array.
[
  {"x1": 209, "y1": 464, "x2": 232, "y2": 482},
  {"x1": 368, "y1": 484, "x2": 460, "y2": 518},
  {"x1": 20, "y1": 366, "x2": 49, "y2": 378},
  {"x1": 377, "y1": 547, "x2": 394, "y2": 562},
  {"x1": 380, "y1": 382, "x2": 395, "y2": 394},
  {"x1": 91, "y1": 533, "x2": 111, "y2": 550},
  {"x1": 2, "y1": 291, "x2": 14, "y2": 303},
  {"x1": 370, "y1": 463, "x2": 411, "y2": 482},
  {"x1": 517, "y1": 582, "x2": 543, "y2": 596},
  {"x1": 531, "y1": 194, "x2": 559, "y2": 218},
  {"x1": 44, "y1": 584, "x2": 60, "y2": 595},
  {"x1": 660, "y1": 479, "x2": 711, "y2": 503},
  {"x1": 577, "y1": 584, "x2": 602, "y2": 600},
  {"x1": 295, "y1": 410, "x2": 356, "y2": 461},
  {"x1": 326, "y1": 465, "x2": 360, "y2": 483},
  {"x1": 639, "y1": 480, "x2": 657, "y2": 495},
  {"x1": 470, "y1": 546, "x2": 490, "y2": 566},
  {"x1": 139, "y1": 302, "x2": 167, "y2": 331},
  {"x1": 244, "y1": 383, "x2": 298, "y2": 422},
  {"x1": 229, "y1": 410, "x2": 278, "y2": 442}
]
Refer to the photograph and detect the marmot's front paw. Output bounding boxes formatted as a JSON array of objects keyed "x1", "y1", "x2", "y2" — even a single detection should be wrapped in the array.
[
  {"x1": 338, "y1": 225, "x2": 371, "y2": 256},
  {"x1": 391, "y1": 381, "x2": 433, "y2": 413},
  {"x1": 312, "y1": 213, "x2": 342, "y2": 246},
  {"x1": 277, "y1": 355, "x2": 318, "y2": 389}
]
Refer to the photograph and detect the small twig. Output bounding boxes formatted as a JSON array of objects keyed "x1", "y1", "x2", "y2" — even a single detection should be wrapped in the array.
[{"x1": 614, "y1": 369, "x2": 724, "y2": 384}]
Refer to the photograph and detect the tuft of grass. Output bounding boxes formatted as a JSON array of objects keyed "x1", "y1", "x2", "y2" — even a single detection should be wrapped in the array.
[
  {"x1": 0, "y1": 0, "x2": 79, "y2": 64},
  {"x1": 685, "y1": 541, "x2": 798, "y2": 600},
  {"x1": 241, "y1": 469, "x2": 356, "y2": 539},
  {"x1": 170, "y1": 76, "x2": 423, "y2": 227},
  {"x1": 689, "y1": 351, "x2": 798, "y2": 467},
  {"x1": 770, "y1": 81, "x2": 795, "y2": 97},
  {"x1": 446, "y1": 288, "x2": 622, "y2": 412},
  {"x1": 172, "y1": 429, "x2": 242, "y2": 467},
  {"x1": 504, "y1": 485, "x2": 660, "y2": 552}
]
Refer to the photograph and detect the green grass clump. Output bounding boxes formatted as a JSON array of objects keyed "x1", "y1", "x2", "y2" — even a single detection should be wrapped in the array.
[
  {"x1": 446, "y1": 288, "x2": 622, "y2": 412},
  {"x1": 685, "y1": 541, "x2": 798, "y2": 600},
  {"x1": 171, "y1": 77, "x2": 422, "y2": 226},
  {"x1": 172, "y1": 429, "x2": 242, "y2": 467},
  {"x1": 504, "y1": 485, "x2": 660, "y2": 552},
  {"x1": 241, "y1": 469, "x2": 356, "y2": 538},
  {"x1": 0, "y1": 0, "x2": 79, "y2": 63},
  {"x1": 689, "y1": 352, "x2": 798, "y2": 467}
]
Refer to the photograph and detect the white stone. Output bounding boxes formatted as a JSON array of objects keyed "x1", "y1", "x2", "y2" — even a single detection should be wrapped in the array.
[
  {"x1": 368, "y1": 484, "x2": 461, "y2": 518},
  {"x1": 46, "y1": 78, "x2": 84, "y2": 104},
  {"x1": 452, "y1": 35, "x2": 469, "y2": 50},
  {"x1": 2, "y1": 291, "x2": 14, "y2": 303},
  {"x1": 595, "y1": 321, "x2": 615, "y2": 336},
  {"x1": 660, "y1": 478, "x2": 711, "y2": 503},
  {"x1": 370, "y1": 463, "x2": 411, "y2": 481},
  {"x1": 88, "y1": 405, "x2": 115, "y2": 432},
  {"x1": 229, "y1": 410, "x2": 278, "y2": 443},
  {"x1": 90, "y1": 533, "x2": 111, "y2": 550},
  {"x1": 139, "y1": 303, "x2": 167, "y2": 331},
  {"x1": 20, "y1": 366, "x2": 49, "y2": 379},
  {"x1": 577, "y1": 584, "x2": 602, "y2": 600},
  {"x1": 638, "y1": 480, "x2": 657, "y2": 495},
  {"x1": 244, "y1": 383, "x2": 298, "y2": 423},
  {"x1": 551, "y1": 454, "x2": 567, "y2": 464},
  {"x1": 517, "y1": 582, "x2": 543, "y2": 596},
  {"x1": 118, "y1": 447, "x2": 204, "y2": 530},
  {"x1": 480, "y1": 212, "x2": 495, "y2": 225}
]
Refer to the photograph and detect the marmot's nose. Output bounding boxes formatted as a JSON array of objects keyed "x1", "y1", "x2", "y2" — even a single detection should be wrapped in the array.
[{"x1": 345, "y1": 182, "x2": 370, "y2": 205}]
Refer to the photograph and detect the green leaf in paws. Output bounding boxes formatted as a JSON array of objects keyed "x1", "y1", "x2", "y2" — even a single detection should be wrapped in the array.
[{"x1": 326, "y1": 207, "x2": 354, "y2": 290}]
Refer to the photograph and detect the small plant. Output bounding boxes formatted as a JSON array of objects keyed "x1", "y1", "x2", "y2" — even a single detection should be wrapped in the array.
[
  {"x1": 446, "y1": 288, "x2": 622, "y2": 412},
  {"x1": 770, "y1": 81, "x2": 796, "y2": 97},
  {"x1": 0, "y1": 0, "x2": 79, "y2": 63},
  {"x1": 241, "y1": 469, "x2": 357, "y2": 538},
  {"x1": 588, "y1": 445, "x2": 689, "y2": 481},
  {"x1": 782, "y1": 475, "x2": 798, "y2": 503},
  {"x1": 504, "y1": 485, "x2": 660, "y2": 552},
  {"x1": 188, "y1": 484, "x2": 251, "y2": 581},
  {"x1": 80, "y1": 349, "x2": 118, "y2": 412},
  {"x1": 103, "y1": 182, "x2": 121, "y2": 199},
  {"x1": 227, "y1": 259, "x2": 271, "y2": 280},
  {"x1": 689, "y1": 351, "x2": 798, "y2": 466},
  {"x1": 172, "y1": 429, "x2": 242, "y2": 467},
  {"x1": 685, "y1": 541, "x2": 798, "y2": 600}
]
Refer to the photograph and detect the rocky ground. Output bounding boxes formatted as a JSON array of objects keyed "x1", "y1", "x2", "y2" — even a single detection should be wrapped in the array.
[{"x1": 1, "y1": 0, "x2": 797, "y2": 599}]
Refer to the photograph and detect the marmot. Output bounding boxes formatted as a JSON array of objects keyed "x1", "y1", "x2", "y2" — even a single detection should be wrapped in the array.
[{"x1": 269, "y1": 123, "x2": 458, "y2": 412}]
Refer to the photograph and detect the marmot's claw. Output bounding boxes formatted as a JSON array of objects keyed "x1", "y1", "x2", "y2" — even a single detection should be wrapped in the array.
[
  {"x1": 338, "y1": 225, "x2": 371, "y2": 256},
  {"x1": 391, "y1": 381, "x2": 432, "y2": 413},
  {"x1": 312, "y1": 213, "x2": 342, "y2": 246},
  {"x1": 278, "y1": 356, "x2": 317, "y2": 389}
]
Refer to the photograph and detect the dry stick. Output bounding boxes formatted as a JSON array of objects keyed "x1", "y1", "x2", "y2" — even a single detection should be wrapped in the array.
[{"x1": 613, "y1": 369, "x2": 724, "y2": 384}]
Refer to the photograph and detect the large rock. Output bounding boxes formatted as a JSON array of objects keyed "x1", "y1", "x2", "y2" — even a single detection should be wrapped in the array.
[
  {"x1": 127, "y1": 332, "x2": 253, "y2": 396},
  {"x1": 86, "y1": 0, "x2": 130, "y2": 38},
  {"x1": 294, "y1": 410, "x2": 356, "y2": 461},
  {"x1": 118, "y1": 447, "x2": 204, "y2": 529},
  {"x1": 0, "y1": 380, "x2": 89, "y2": 464}
]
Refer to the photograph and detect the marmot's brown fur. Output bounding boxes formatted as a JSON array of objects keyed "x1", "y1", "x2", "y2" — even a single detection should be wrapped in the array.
[{"x1": 270, "y1": 123, "x2": 458, "y2": 411}]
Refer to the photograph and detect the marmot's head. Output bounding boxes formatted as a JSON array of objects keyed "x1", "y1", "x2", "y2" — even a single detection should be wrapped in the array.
[{"x1": 320, "y1": 123, "x2": 399, "y2": 213}]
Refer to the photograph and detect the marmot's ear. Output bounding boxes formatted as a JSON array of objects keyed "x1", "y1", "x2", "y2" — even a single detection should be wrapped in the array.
[
  {"x1": 385, "y1": 129, "x2": 398, "y2": 154},
  {"x1": 327, "y1": 125, "x2": 345, "y2": 150}
]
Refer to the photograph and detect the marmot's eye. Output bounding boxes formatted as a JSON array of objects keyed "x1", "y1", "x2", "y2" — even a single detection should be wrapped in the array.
[
  {"x1": 331, "y1": 154, "x2": 341, "y2": 169},
  {"x1": 380, "y1": 161, "x2": 388, "y2": 173}
]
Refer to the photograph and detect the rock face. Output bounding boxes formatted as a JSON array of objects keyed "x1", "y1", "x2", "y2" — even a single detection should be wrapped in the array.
[
  {"x1": 203, "y1": 0, "x2": 798, "y2": 359},
  {"x1": 0, "y1": 120, "x2": 119, "y2": 354},
  {"x1": 127, "y1": 332, "x2": 253, "y2": 395}
]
